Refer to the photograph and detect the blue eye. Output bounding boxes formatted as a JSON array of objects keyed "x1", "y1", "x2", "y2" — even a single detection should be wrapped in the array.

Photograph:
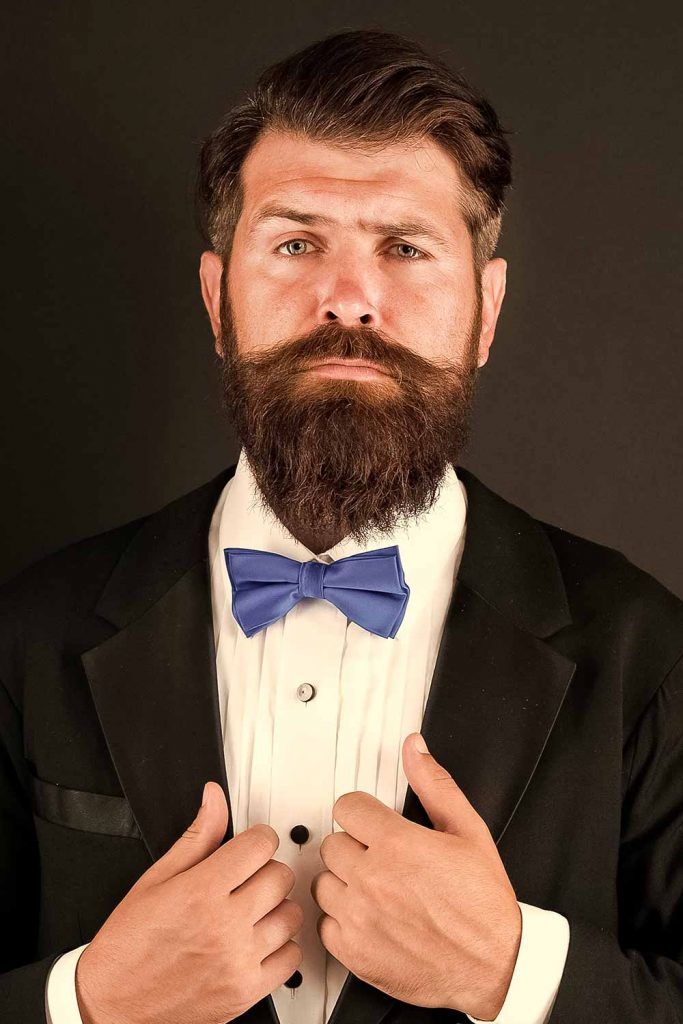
[{"x1": 274, "y1": 239, "x2": 427, "y2": 260}]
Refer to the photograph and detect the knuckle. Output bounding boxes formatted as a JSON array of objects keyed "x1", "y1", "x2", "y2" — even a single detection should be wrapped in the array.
[
  {"x1": 356, "y1": 863, "x2": 377, "y2": 898},
  {"x1": 263, "y1": 909, "x2": 286, "y2": 947},
  {"x1": 270, "y1": 858, "x2": 295, "y2": 889},
  {"x1": 346, "y1": 896, "x2": 367, "y2": 931},
  {"x1": 289, "y1": 937, "x2": 303, "y2": 962},
  {"x1": 181, "y1": 822, "x2": 203, "y2": 842},
  {"x1": 284, "y1": 898, "x2": 304, "y2": 928},
  {"x1": 224, "y1": 926, "x2": 253, "y2": 971},
  {"x1": 281, "y1": 860, "x2": 296, "y2": 887},
  {"x1": 241, "y1": 832, "x2": 269, "y2": 867},
  {"x1": 479, "y1": 818, "x2": 495, "y2": 841},
  {"x1": 225, "y1": 971, "x2": 257, "y2": 1015},
  {"x1": 254, "y1": 824, "x2": 278, "y2": 855}
]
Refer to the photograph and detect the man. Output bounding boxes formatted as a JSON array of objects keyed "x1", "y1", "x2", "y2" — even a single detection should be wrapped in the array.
[{"x1": 1, "y1": 26, "x2": 682, "y2": 1024}]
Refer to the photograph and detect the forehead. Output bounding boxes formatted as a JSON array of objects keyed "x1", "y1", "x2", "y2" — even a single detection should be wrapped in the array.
[{"x1": 239, "y1": 130, "x2": 466, "y2": 232}]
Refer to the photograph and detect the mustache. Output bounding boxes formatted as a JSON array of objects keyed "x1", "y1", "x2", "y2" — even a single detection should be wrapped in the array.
[{"x1": 224, "y1": 320, "x2": 460, "y2": 381}]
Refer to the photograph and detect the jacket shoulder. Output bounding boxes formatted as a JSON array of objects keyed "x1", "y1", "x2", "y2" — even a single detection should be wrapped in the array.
[
  {"x1": 0, "y1": 466, "x2": 232, "y2": 640},
  {"x1": 537, "y1": 515, "x2": 683, "y2": 712},
  {"x1": 458, "y1": 464, "x2": 683, "y2": 654},
  {"x1": 539, "y1": 514, "x2": 683, "y2": 621},
  {"x1": 0, "y1": 510, "x2": 149, "y2": 625},
  {"x1": 459, "y1": 458, "x2": 683, "y2": 719}
]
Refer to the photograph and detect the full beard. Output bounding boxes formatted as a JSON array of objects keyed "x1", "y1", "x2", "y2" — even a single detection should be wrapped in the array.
[{"x1": 216, "y1": 269, "x2": 482, "y2": 548}]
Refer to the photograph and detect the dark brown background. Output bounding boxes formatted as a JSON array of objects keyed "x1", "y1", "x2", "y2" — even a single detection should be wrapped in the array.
[{"x1": 2, "y1": 1, "x2": 682, "y2": 596}]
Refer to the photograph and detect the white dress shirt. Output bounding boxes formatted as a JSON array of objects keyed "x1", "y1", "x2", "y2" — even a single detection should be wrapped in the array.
[{"x1": 46, "y1": 448, "x2": 570, "y2": 1024}]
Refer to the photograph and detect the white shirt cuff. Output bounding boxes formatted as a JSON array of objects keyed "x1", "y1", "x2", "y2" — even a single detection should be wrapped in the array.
[
  {"x1": 45, "y1": 943, "x2": 90, "y2": 1024},
  {"x1": 466, "y1": 902, "x2": 570, "y2": 1024},
  {"x1": 43, "y1": 906, "x2": 569, "y2": 1024}
]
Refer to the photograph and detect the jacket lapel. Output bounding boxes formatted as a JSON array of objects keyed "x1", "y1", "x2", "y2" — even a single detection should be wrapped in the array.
[
  {"x1": 80, "y1": 462, "x2": 577, "y2": 1024},
  {"x1": 81, "y1": 467, "x2": 238, "y2": 863}
]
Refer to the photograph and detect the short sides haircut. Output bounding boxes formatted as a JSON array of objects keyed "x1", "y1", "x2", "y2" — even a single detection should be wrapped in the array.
[{"x1": 195, "y1": 29, "x2": 514, "y2": 277}]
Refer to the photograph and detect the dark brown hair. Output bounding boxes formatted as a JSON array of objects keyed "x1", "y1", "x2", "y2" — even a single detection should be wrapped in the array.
[{"x1": 194, "y1": 28, "x2": 513, "y2": 277}]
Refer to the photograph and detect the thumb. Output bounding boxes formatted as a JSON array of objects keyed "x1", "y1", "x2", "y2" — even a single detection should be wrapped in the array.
[
  {"x1": 137, "y1": 781, "x2": 230, "y2": 889},
  {"x1": 403, "y1": 732, "x2": 482, "y2": 838}
]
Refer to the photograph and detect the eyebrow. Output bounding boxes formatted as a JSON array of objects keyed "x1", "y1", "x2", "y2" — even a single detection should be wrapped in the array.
[{"x1": 249, "y1": 203, "x2": 453, "y2": 251}]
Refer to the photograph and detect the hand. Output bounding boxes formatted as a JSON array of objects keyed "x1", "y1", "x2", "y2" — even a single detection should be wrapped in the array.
[
  {"x1": 75, "y1": 783, "x2": 303, "y2": 1024},
  {"x1": 310, "y1": 733, "x2": 522, "y2": 1021}
]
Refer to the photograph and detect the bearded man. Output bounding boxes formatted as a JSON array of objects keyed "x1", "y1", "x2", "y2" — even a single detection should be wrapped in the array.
[{"x1": 1, "y1": 28, "x2": 682, "y2": 1024}]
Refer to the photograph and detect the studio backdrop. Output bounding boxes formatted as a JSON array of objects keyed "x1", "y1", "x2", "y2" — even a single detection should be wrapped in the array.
[{"x1": 2, "y1": 0, "x2": 682, "y2": 596}]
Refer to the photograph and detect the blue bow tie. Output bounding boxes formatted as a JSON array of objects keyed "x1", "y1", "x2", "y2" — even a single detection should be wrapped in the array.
[{"x1": 223, "y1": 544, "x2": 410, "y2": 639}]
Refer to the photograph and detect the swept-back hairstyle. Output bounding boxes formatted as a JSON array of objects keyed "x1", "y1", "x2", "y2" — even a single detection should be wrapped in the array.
[{"x1": 195, "y1": 29, "x2": 513, "y2": 278}]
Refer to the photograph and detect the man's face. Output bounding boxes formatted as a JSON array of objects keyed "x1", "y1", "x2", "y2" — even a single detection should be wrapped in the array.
[{"x1": 199, "y1": 130, "x2": 506, "y2": 549}]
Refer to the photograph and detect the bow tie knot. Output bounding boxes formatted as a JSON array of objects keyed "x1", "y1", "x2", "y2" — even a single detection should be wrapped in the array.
[
  {"x1": 223, "y1": 545, "x2": 410, "y2": 639},
  {"x1": 299, "y1": 559, "x2": 326, "y2": 600}
]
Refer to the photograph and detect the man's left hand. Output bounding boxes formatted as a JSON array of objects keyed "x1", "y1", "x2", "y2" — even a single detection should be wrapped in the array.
[{"x1": 310, "y1": 732, "x2": 522, "y2": 1021}]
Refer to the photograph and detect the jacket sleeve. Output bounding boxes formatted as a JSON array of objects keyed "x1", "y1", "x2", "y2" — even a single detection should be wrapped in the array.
[
  {"x1": 0, "y1": 669, "x2": 85, "y2": 1022},
  {"x1": 547, "y1": 654, "x2": 683, "y2": 1023}
]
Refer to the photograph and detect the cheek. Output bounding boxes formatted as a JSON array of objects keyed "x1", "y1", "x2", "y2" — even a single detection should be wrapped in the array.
[
  {"x1": 229, "y1": 260, "x2": 306, "y2": 347},
  {"x1": 427, "y1": 274, "x2": 473, "y2": 328},
  {"x1": 404, "y1": 285, "x2": 474, "y2": 363},
  {"x1": 239, "y1": 255, "x2": 314, "y2": 309},
  {"x1": 388, "y1": 277, "x2": 464, "y2": 346}
]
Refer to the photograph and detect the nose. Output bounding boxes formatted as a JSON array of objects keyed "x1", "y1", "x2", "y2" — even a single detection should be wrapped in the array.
[
  {"x1": 319, "y1": 274, "x2": 378, "y2": 327},
  {"x1": 324, "y1": 304, "x2": 374, "y2": 326}
]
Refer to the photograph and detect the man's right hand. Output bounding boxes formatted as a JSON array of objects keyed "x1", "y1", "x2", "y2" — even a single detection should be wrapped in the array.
[{"x1": 74, "y1": 782, "x2": 304, "y2": 1024}]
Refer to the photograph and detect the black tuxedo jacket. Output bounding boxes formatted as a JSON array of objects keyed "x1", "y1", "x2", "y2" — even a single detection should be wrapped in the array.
[{"x1": 1, "y1": 462, "x2": 682, "y2": 1024}]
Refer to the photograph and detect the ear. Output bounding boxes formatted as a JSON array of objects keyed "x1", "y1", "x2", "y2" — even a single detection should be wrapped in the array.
[
  {"x1": 476, "y1": 257, "x2": 507, "y2": 368},
  {"x1": 199, "y1": 250, "x2": 223, "y2": 356}
]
